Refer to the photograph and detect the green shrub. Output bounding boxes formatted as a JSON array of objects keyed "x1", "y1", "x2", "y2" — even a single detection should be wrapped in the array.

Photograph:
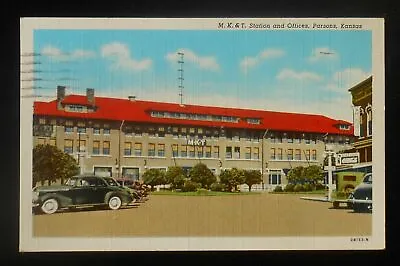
[
  {"x1": 273, "y1": 185, "x2": 283, "y2": 192},
  {"x1": 210, "y1": 182, "x2": 225, "y2": 192},
  {"x1": 293, "y1": 184, "x2": 304, "y2": 192},
  {"x1": 181, "y1": 180, "x2": 201, "y2": 192},
  {"x1": 196, "y1": 188, "x2": 209, "y2": 195},
  {"x1": 315, "y1": 183, "x2": 326, "y2": 190},
  {"x1": 303, "y1": 183, "x2": 313, "y2": 192},
  {"x1": 284, "y1": 183, "x2": 295, "y2": 192}
]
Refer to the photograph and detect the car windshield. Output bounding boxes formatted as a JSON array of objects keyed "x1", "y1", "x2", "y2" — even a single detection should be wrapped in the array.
[
  {"x1": 65, "y1": 178, "x2": 78, "y2": 186},
  {"x1": 363, "y1": 174, "x2": 372, "y2": 183},
  {"x1": 104, "y1": 177, "x2": 120, "y2": 187}
]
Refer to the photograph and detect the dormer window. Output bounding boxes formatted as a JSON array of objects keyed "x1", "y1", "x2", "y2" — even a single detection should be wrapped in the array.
[
  {"x1": 339, "y1": 124, "x2": 350, "y2": 130},
  {"x1": 247, "y1": 118, "x2": 261, "y2": 124},
  {"x1": 66, "y1": 104, "x2": 87, "y2": 113}
]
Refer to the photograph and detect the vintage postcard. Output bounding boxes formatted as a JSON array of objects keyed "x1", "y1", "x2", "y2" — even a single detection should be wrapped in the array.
[{"x1": 20, "y1": 18, "x2": 385, "y2": 251}]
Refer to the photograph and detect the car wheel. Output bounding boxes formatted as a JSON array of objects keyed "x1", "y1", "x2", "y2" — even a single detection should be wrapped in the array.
[
  {"x1": 41, "y1": 198, "x2": 59, "y2": 214},
  {"x1": 108, "y1": 196, "x2": 122, "y2": 210}
]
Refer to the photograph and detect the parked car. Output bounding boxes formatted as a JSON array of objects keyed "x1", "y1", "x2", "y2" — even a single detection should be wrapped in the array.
[
  {"x1": 32, "y1": 175, "x2": 135, "y2": 214},
  {"x1": 348, "y1": 173, "x2": 372, "y2": 212}
]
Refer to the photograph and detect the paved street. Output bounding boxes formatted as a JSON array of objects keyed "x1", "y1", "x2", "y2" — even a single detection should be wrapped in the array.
[{"x1": 33, "y1": 193, "x2": 372, "y2": 237}]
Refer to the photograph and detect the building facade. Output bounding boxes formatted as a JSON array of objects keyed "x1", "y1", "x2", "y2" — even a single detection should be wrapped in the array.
[
  {"x1": 33, "y1": 86, "x2": 355, "y2": 190},
  {"x1": 348, "y1": 76, "x2": 373, "y2": 164}
]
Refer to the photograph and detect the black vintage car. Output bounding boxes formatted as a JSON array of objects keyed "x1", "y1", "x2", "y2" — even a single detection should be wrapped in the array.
[
  {"x1": 32, "y1": 175, "x2": 135, "y2": 214},
  {"x1": 348, "y1": 173, "x2": 372, "y2": 213}
]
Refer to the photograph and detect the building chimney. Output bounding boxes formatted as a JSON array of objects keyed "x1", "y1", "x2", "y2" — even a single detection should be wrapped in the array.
[
  {"x1": 128, "y1": 95, "x2": 136, "y2": 101},
  {"x1": 87, "y1": 88, "x2": 95, "y2": 105},
  {"x1": 56, "y1": 85, "x2": 66, "y2": 110}
]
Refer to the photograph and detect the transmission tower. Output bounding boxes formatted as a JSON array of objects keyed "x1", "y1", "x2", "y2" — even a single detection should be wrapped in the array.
[{"x1": 177, "y1": 52, "x2": 184, "y2": 106}]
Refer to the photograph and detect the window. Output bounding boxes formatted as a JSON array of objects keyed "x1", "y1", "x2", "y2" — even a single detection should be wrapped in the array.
[
  {"x1": 287, "y1": 149, "x2": 293, "y2": 160},
  {"x1": 94, "y1": 167, "x2": 112, "y2": 177},
  {"x1": 189, "y1": 145, "x2": 195, "y2": 158},
  {"x1": 93, "y1": 127, "x2": 100, "y2": 135},
  {"x1": 37, "y1": 138, "x2": 45, "y2": 145},
  {"x1": 205, "y1": 146, "x2": 211, "y2": 158},
  {"x1": 295, "y1": 136, "x2": 301, "y2": 144},
  {"x1": 270, "y1": 148, "x2": 276, "y2": 160},
  {"x1": 172, "y1": 127, "x2": 179, "y2": 137},
  {"x1": 277, "y1": 134, "x2": 283, "y2": 143},
  {"x1": 77, "y1": 127, "x2": 86, "y2": 134},
  {"x1": 253, "y1": 147, "x2": 259, "y2": 160},
  {"x1": 134, "y1": 143, "x2": 142, "y2": 156},
  {"x1": 49, "y1": 139, "x2": 56, "y2": 146},
  {"x1": 134, "y1": 126, "x2": 142, "y2": 136},
  {"x1": 305, "y1": 135, "x2": 311, "y2": 144},
  {"x1": 312, "y1": 136, "x2": 317, "y2": 144},
  {"x1": 312, "y1": 149, "x2": 317, "y2": 161},
  {"x1": 125, "y1": 127, "x2": 133, "y2": 136},
  {"x1": 124, "y1": 142, "x2": 132, "y2": 156},
  {"x1": 277, "y1": 148, "x2": 283, "y2": 160},
  {"x1": 181, "y1": 145, "x2": 187, "y2": 157},
  {"x1": 197, "y1": 128, "x2": 203, "y2": 135},
  {"x1": 39, "y1": 118, "x2": 46, "y2": 125},
  {"x1": 103, "y1": 128, "x2": 110, "y2": 135},
  {"x1": 234, "y1": 147, "x2": 240, "y2": 159},
  {"x1": 93, "y1": 141, "x2": 100, "y2": 155},
  {"x1": 122, "y1": 167, "x2": 139, "y2": 180},
  {"x1": 247, "y1": 118, "x2": 260, "y2": 124},
  {"x1": 269, "y1": 171, "x2": 282, "y2": 185},
  {"x1": 213, "y1": 146, "x2": 219, "y2": 158},
  {"x1": 189, "y1": 127, "x2": 195, "y2": 135},
  {"x1": 287, "y1": 135, "x2": 293, "y2": 143},
  {"x1": 305, "y1": 150, "x2": 310, "y2": 161},
  {"x1": 158, "y1": 144, "x2": 165, "y2": 157},
  {"x1": 103, "y1": 141, "x2": 110, "y2": 155},
  {"x1": 367, "y1": 107, "x2": 372, "y2": 136},
  {"x1": 64, "y1": 139, "x2": 73, "y2": 154},
  {"x1": 78, "y1": 140, "x2": 86, "y2": 152},
  {"x1": 196, "y1": 146, "x2": 203, "y2": 158},
  {"x1": 65, "y1": 126, "x2": 74, "y2": 133},
  {"x1": 158, "y1": 127, "x2": 165, "y2": 137},
  {"x1": 181, "y1": 127, "x2": 187, "y2": 138},
  {"x1": 295, "y1": 149, "x2": 301, "y2": 160},
  {"x1": 226, "y1": 146, "x2": 232, "y2": 159},
  {"x1": 172, "y1": 144, "x2": 178, "y2": 157},
  {"x1": 148, "y1": 143, "x2": 155, "y2": 156},
  {"x1": 245, "y1": 147, "x2": 251, "y2": 159},
  {"x1": 148, "y1": 127, "x2": 155, "y2": 137},
  {"x1": 270, "y1": 135, "x2": 276, "y2": 143}
]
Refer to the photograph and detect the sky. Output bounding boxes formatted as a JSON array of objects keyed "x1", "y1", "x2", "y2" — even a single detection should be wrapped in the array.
[{"x1": 25, "y1": 29, "x2": 372, "y2": 122}]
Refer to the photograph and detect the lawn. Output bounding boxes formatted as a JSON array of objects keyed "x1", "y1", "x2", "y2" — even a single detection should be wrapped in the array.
[{"x1": 151, "y1": 190, "x2": 260, "y2": 196}]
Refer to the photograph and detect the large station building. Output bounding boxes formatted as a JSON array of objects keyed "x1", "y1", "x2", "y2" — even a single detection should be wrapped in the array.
[{"x1": 33, "y1": 86, "x2": 355, "y2": 190}]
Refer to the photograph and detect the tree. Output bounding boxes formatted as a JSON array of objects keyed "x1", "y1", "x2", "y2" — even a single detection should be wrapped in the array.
[
  {"x1": 243, "y1": 170, "x2": 262, "y2": 191},
  {"x1": 33, "y1": 144, "x2": 79, "y2": 187},
  {"x1": 219, "y1": 168, "x2": 245, "y2": 192},
  {"x1": 304, "y1": 165, "x2": 324, "y2": 185},
  {"x1": 287, "y1": 166, "x2": 306, "y2": 184},
  {"x1": 189, "y1": 163, "x2": 216, "y2": 189},
  {"x1": 142, "y1": 168, "x2": 166, "y2": 190},
  {"x1": 165, "y1": 166, "x2": 186, "y2": 189}
]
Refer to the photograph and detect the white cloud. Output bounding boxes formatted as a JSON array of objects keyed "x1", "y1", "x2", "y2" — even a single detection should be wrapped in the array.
[
  {"x1": 165, "y1": 49, "x2": 220, "y2": 71},
  {"x1": 41, "y1": 45, "x2": 95, "y2": 61},
  {"x1": 101, "y1": 42, "x2": 152, "y2": 71},
  {"x1": 276, "y1": 68, "x2": 323, "y2": 82},
  {"x1": 240, "y1": 48, "x2": 285, "y2": 72},
  {"x1": 308, "y1": 47, "x2": 338, "y2": 62},
  {"x1": 325, "y1": 68, "x2": 371, "y2": 94}
]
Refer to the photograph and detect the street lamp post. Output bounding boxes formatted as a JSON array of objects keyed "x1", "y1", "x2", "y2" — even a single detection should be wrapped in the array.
[{"x1": 325, "y1": 144, "x2": 335, "y2": 202}]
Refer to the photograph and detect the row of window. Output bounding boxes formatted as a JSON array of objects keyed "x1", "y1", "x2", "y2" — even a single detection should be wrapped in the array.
[
  {"x1": 150, "y1": 111, "x2": 260, "y2": 124},
  {"x1": 270, "y1": 148, "x2": 317, "y2": 161}
]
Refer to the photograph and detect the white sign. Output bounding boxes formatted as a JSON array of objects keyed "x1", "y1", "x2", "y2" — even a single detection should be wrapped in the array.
[
  {"x1": 336, "y1": 152, "x2": 360, "y2": 165},
  {"x1": 187, "y1": 139, "x2": 206, "y2": 146},
  {"x1": 353, "y1": 106, "x2": 361, "y2": 137}
]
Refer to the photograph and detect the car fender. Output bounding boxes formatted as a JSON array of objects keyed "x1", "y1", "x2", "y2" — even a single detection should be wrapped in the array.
[{"x1": 40, "y1": 193, "x2": 73, "y2": 208}]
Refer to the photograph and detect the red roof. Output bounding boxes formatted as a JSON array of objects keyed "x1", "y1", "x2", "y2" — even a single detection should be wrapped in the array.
[{"x1": 33, "y1": 95, "x2": 354, "y2": 136}]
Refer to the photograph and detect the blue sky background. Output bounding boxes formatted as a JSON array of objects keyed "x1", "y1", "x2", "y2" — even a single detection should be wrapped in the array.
[{"x1": 26, "y1": 29, "x2": 372, "y2": 121}]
